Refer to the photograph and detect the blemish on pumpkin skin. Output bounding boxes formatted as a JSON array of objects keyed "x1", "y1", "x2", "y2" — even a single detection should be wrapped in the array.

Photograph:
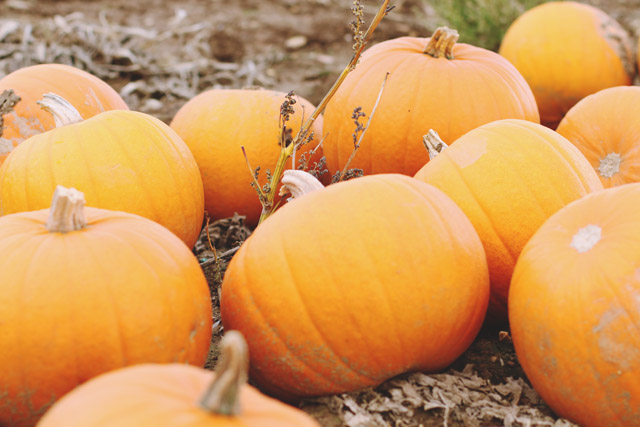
[
  {"x1": 593, "y1": 306, "x2": 640, "y2": 371},
  {"x1": 189, "y1": 326, "x2": 198, "y2": 342},
  {"x1": 447, "y1": 138, "x2": 486, "y2": 168},
  {"x1": 0, "y1": 112, "x2": 46, "y2": 155},
  {"x1": 0, "y1": 137, "x2": 14, "y2": 155}
]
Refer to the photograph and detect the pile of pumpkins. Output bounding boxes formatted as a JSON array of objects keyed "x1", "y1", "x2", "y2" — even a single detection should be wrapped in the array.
[{"x1": 0, "y1": 1, "x2": 639, "y2": 426}]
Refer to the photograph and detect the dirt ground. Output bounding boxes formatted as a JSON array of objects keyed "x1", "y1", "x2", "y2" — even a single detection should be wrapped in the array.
[{"x1": 1, "y1": 0, "x2": 639, "y2": 425}]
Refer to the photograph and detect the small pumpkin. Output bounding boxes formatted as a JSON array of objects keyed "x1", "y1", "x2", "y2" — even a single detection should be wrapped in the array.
[
  {"x1": 0, "y1": 63, "x2": 128, "y2": 163},
  {"x1": 322, "y1": 26, "x2": 539, "y2": 176},
  {"x1": 556, "y1": 86, "x2": 640, "y2": 187},
  {"x1": 509, "y1": 183, "x2": 640, "y2": 426},
  {"x1": 0, "y1": 94, "x2": 204, "y2": 248},
  {"x1": 170, "y1": 88, "x2": 324, "y2": 227},
  {"x1": 37, "y1": 331, "x2": 319, "y2": 427},
  {"x1": 499, "y1": 1, "x2": 635, "y2": 129},
  {"x1": 0, "y1": 186, "x2": 213, "y2": 427},
  {"x1": 221, "y1": 174, "x2": 490, "y2": 400},
  {"x1": 414, "y1": 120, "x2": 603, "y2": 320}
]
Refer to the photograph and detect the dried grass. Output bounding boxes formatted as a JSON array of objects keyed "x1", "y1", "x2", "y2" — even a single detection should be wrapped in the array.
[
  {"x1": 0, "y1": 9, "x2": 276, "y2": 116},
  {"x1": 301, "y1": 365, "x2": 577, "y2": 427}
]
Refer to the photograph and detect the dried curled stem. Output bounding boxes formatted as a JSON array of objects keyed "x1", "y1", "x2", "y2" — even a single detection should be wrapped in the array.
[
  {"x1": 254, "y1": 0, "x2": 392, "y2": 225},
  {"x1": 37, "y1": 93, "x2": 84, "y2": 127},
  {"x1": 279, "y1": 169, "x2": 324, "y2": 199},
  {"x1": 199, "y1": 330, "x2": 249, "y2": 416},
  {"x1": 422, "y1": 129, "x2": 449, "y2": 160},
  {"x1": 46, "y1": 186, "x2": 87, "y2": 233}
]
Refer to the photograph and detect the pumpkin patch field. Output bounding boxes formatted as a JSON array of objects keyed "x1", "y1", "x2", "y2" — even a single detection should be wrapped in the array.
[{"x1": 1, "y1": 0, "x2": 640, "y2": 426}]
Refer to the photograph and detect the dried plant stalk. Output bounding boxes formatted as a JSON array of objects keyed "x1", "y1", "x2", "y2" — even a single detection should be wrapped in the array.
[{"x1": 255, "y1": 0, "x2": 392, "y2": 225}]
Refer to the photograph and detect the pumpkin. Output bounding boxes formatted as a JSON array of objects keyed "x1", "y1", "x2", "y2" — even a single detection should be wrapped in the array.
[
  {"x1": 413, "y1": 120, "x2": 603, "y2": 321},
  {"x1": 509, "y1": 183, "x2": 640, "y2": 426},
  {"x1": 0, "y1": 186, "x2": 213, "y2": 427},
  {"x1": 0, "y1": 94, "x2": 204, "y2": 248},
  {"x1": 556, "y1": 86, "x2": 640, "y2": 187},
  {"x1": 322, "y1": 26, "x2": 539, "y2": 177},
  {"x1": 170, "y1": 88, "x2": 324, "y2": 227},
  {"x1": 0, "y1": 63, "x2": 128, "y2": 164},
  {"x1": 221, "y1": 174, "x2": 490, "y2": 400},
  {"x1": 499, "y1": 1, "x2": 634, "y2": 129},
  {"x1": 37, "y1": 331, "x2": 319, "y2": 427}
]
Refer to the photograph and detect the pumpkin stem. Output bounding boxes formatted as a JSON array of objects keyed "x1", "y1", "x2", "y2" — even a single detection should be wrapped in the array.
[
  {"x1": 422, "y1": 129, "x2": 449, "y2": 160},
  {"x1": 423, "y1": 27, "x2": 459, "y2": 59},
  {"x1": 46, "y1": 186, "x2": 87, "y2": 233},
  {"x1": 199, "y1": 330, "x2": 249, "y2": 416},
  {"x1": 37, "y1": 93, "x2": 84, "y2": 127},
  {"x1": 279, "y1": 169, "x2": 324, "y2": 199}
]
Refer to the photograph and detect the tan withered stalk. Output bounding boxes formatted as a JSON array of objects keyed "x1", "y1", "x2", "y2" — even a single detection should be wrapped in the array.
[{"x1": 251, "y1": 0, "x2": 393, "y2": 225}]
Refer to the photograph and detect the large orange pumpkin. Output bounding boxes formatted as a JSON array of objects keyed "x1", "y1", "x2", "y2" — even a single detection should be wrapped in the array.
[
  {"x1": 0, "y1": 63, "x2": 128, "y2": 163},
  {"x1": 37, "y1": 331, "x2": 319, "y2": 427},
  {"x1": 322, "y1": 27, "x2": 539, "y2": 176},
  {"x1": 414, "y1": 120, "x2": 603, "y2": 320},
  {"x1": 0, "y1": 94, "x2": 204, "y2": 248},
  {"x1": 0, "y1": 186, "x2": 213, "y2": 427},
  {"x1": 499, "y1": 1, "x2": 634, "y2": 129},
  {"x1": 170, "y1": 88, "x2": 324, "y2": 227},
  {"x1": 556, "y1": 86, "x2": 640, "y2": 187},
  {"x1": 221, "y1": 174, "x2": 490, "y2": 400},
  {"x1": 509, "y1": 183, "x2": 640, "y2": 426}
]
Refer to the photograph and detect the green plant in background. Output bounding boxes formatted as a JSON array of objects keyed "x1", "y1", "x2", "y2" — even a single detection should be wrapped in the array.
[{"x1": 429, "y1": 0, "x2": 550, "y2": 51}]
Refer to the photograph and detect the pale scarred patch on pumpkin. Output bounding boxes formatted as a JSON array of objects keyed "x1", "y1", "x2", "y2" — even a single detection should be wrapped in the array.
[
  {"x1": 599, "y1": 152, "x2": 622, "y2": 178},
  {"x1": 448, "y1": 138, "x2": 487, "y2": 168},
  {"x1": 0, "y1": 137, "x2": 14, "y2": 155},
  {"x1": 0, "y1": 111, "x2": 46, "y2": 156},
  {"x1": 594, "y1": 306, "x2": 640, "y2": 372},
  {"x1": 570, "y1": 224, "x2": 601, "y2": 253}
]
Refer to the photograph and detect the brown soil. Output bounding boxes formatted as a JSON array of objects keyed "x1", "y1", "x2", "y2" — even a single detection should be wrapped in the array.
[{"x1": 2, "y1": 0, "x2": 638, "y2": 425}]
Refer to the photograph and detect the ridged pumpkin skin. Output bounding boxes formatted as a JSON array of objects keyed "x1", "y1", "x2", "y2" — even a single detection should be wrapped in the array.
[
  {"x1": 0, "y1": 64, "x2": 129, "y2": 163},
  {"x1": 37, "y1": 364, "x2": 319, "y2": 427},
  {"x1": 0, "y1": 110, "x2": 204, "y2": 248},
  {"x1": 509, "y1": 183, "x2": 640, "y2": 426},
  {"x1": 170, "y1": 89, "x2": 324, "y2": 226},
  {"x1": 556, "y1": 86, "x2": 640, "y2": 187},
  {"x1": 0, "y1": 207, "x2": 213, "y2": 427},
  {"x1": 499, "y1": 1, "x2": 634, "y2": 129},
  {"x1": 221, "y1": 174, "x2": 490, "y2": 400},
  {"x1": 322, "y1": 34, "x2": 539, "y2": 176},
  {"x1": 414, "y1": 119, "x2": 603, "y2": 320}
]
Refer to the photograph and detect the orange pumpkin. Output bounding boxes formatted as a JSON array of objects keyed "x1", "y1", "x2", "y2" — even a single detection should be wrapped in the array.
[
  {"x1": 509, "y1": 183, "x2": 640, "y2": 426},
  {"x1": 170, "y1": 88, "x2": 324, "y2": 227},
  {"x1": 37, "y1": 331, "x2": 319, "y2": 427},
  {"x1": 221, "y1": 174, "x2": 490, "y2": 400},
  {"x1": 322, "y1": 27, "x2": 539, "y2": 176},
  {"x1": 556, "y1": 86, "x2": 640, "y2": 187},
  {"x1": 499, "y1": 1, "x2": 634, "y2": 129},
  {"x1": 0, "y1": 94, "x2": 204, "y2": 248},
  {"x1": 0, "y1": 186, "x2": 213, "y2": 427},
  {"x1": 414, "y1": 120, "x2": 603, "y2": 320},
  {"x1": 0, "y1": 63, "x2": 128, "y2": 163}
]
